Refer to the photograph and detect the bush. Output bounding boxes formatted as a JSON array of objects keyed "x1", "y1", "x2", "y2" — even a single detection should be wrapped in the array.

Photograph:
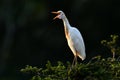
[
  {"x1": 20, "y1": 35, "x2": 120, "y2": 80},
  {"x1": 20, "y1": 57, "x2": 120, "y2": 80}
]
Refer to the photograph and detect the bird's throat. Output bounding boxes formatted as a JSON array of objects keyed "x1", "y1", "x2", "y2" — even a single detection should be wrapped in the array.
[{"x1": 62, "y1": 17, "x2": 71, "y2": 39}]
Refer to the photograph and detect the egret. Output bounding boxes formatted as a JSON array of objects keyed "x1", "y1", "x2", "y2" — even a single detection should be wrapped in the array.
[{"x1": 52, "y1": 10, "x2": 86, "y2": 66}]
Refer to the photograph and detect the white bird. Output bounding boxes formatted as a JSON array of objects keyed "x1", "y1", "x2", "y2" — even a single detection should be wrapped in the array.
[{"x1": 52, "y1": 10, "x2": 86, "y2": 65}]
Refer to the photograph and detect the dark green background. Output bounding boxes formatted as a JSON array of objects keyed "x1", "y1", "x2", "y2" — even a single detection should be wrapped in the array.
[{"x1": 0, "y1": 0, "x2": 119, "y2": 79}]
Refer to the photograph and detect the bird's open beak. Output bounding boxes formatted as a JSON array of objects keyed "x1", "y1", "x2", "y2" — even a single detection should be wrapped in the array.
[{"x1": 51, "y1": 11, "x2": 60, "y2": 20}]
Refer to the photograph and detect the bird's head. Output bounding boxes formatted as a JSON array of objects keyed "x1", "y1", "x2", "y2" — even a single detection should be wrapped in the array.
[{"x1": 51, "y1": 10, "x2": 65, "y2": 20}]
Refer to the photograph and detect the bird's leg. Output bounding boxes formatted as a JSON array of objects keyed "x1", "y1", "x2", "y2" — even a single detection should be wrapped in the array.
[
  {"x1": 68, "y1": 57, "x2": 75, "y2": 74},
  {"x1": 75, "y1": 56, "x2": 77, "y2": 66},
  {"x1": 72, "y1": 55, "x2": 78, "y2": 68},
  {"x1": 68, "y1": 56, "x2": 78, "y2": 76},
  {"x1": 72, "y1": 56, "x2": 76, "y2": 67}
]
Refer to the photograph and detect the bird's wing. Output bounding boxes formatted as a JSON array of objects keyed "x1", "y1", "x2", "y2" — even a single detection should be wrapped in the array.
[{"x1": 69, "y1": 27, "x2": 86, "y2": 60}]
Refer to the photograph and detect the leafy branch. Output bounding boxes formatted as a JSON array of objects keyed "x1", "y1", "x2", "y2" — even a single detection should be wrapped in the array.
[
  {"x1": 101, "y1": 35, "x2": 119, "y2": 59},
  {"x1": 20, "y1": 34, "x2": 120, "y2": 80}
]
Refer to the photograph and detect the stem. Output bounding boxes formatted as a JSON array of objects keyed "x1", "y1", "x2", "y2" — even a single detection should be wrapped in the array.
[{"x1": 111, "y1": 48, "x2": 115, "y2": 60}]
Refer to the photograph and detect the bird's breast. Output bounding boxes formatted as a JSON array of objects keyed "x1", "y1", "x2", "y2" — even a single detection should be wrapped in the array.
[{"x1": 65, "y1": 32, "x2": 74, "y2": 46}]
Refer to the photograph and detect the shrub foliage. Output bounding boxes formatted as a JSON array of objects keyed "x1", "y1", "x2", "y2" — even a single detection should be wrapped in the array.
[{"x1": 20, "y1": 35, "x2": 120, "y2": 80}]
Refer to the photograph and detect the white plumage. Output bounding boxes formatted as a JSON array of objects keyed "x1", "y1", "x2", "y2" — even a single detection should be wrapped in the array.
[{"x1": 52, "y1": 10, "x2": 86, "y2": 65}]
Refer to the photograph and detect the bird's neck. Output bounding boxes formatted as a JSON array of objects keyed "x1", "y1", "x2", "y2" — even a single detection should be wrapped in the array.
[{"x1": 62, "y1": 16, "x2": 71, "y2": 36}]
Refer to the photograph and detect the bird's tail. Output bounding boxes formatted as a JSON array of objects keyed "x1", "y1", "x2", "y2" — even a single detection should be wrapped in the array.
[{"x1": 78, "y1": 52, "x2": 86, "y2": 61}]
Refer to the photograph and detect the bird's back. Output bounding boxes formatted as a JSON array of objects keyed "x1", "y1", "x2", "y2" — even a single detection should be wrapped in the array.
[{"x1": 67, "y1": 27, "x2": 86, "y2": 60}]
